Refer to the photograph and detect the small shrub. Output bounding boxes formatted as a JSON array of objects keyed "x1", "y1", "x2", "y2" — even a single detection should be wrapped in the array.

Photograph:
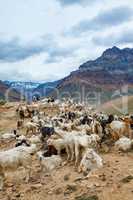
[
  {"x1": 0, "y1": 99, "x2": 6, "y2": 105},
  {"x1": 121, "y1": 175, "x2": 133, "y2": 183},
  {"x1": 75, "y1": 195, "x2": 99, "y2": 200}
]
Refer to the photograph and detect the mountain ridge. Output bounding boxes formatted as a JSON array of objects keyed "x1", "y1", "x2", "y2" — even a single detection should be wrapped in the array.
[
  {"x1": 0, "y1": 80, "x2": 21, "y2": 101},
  {"x1": 2, "y1": 46, "x2": 133, "y2": 103},
  {"x1": 49, "y1": 46, "x2": 133, "y2": 103},
  {"x1": 79, "y1": 46, "x2": 133, "y2": 73}
]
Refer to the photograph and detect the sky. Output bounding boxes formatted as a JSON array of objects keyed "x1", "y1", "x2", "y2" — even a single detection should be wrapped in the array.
[{"x1": 0, "y1": 0, "x2": 133, "y2": 82}]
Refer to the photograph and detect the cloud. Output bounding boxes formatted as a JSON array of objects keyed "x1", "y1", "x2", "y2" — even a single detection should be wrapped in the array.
[
  {"x1": 45, "y1": 46, "x2": 76, "y2": 64},
  {"x1": 1, "y1": 0, "x2": 133, "y2": 82},
  {"x1": 117, "y1": 31, "x2": 133, "y2": 44},
  {"x1": 0, "y1": 38, "x2": 46, "y2": 62},
  {"x1": 0, "y1": 70, "x2": 33, "y2": 81},
  {"x1": 92, "y1": 29, "x2": 133, "y2": 47},
  {"x1": 0, "y1": 33, "x2": 78, "y2": 65},
  {"x1": 0, "y1": 35, "x2": 65, "y2": 63},
  {"x1": 65, "y1": 6, "x2": 133, "y2": 36},
  {"x1": 56, "y1": 0, "x2": 92, "y2": 6}
]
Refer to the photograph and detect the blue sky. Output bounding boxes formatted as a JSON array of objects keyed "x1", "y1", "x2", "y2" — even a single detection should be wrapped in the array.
[{"x1": 0, "y1": 0, "x2": 133, "y2": 82}]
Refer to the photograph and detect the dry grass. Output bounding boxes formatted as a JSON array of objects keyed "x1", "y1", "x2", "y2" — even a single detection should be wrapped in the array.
[{"x1": 97, "y1": 96, "x2": 133, "y2": 115}]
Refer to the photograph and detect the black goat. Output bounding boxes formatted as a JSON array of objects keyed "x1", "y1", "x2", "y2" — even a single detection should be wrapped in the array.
[{"x1": 40, "y1": 126, "x2": 55, "y2": 141}]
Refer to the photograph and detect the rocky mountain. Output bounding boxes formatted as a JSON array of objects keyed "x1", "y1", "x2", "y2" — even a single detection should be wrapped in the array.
[
  {"x1": 4, "y1": 81, "x2": 40, "y2": 92},
  {"x1": 0, "y1": 80, "x2": 21, "y2": 101},
  {"x1": 50, "y1": 46, "x2": 133, "y2": 104},
  {"x1": 33, "y1": 80, "x2": 61, "y2": 98},
  {"x1": 4, "y1": 81, "x2": 42, "y2": 102},
  {"x1": 3, "y1": 46, "x2": 133, "y2": 104},
  {"x1": 79, "y1": 46, "x2": 133, "y2": 74}
]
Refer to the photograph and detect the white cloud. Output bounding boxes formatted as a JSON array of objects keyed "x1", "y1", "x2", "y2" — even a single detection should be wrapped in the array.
[{"x1": 0, "y1": 0, "x2": 133, "y2": 81}]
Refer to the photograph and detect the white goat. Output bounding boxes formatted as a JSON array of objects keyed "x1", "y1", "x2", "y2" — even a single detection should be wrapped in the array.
[
  {"x1": 115, "y1": 137, "x2": 133, "y2": 151},
  {"x1": 32, "y1": 115, "x2": 39, "y2": 123},
  {"x1": 29, "y1": 135, "x2": 41, "y2": 146},
  {"x1": 74, "y1": 134, "x2": 100, "y2": 166},
  {"x1": 37, "y1": 152, "x2": 62, "y2": 174},
  {"x1": 55, "y1": 129, "x2": 100, "y2": 165},
  {"x1": 78, "y1": 148, "x2": 103, "y2": 177},
  {"x1": 47, "y1": 138, "x2": 66, "y2": 155},
  {"x1": 55, "y1": 130, "x2": 76, "y2": 162},
  {"x1": 0, "y1": 144, "x2": 37, "y2": 190},
  {"x1": 25, "y1": 122, "x2": 38, "y2": 134},
  {"x1": 109, "y1": 120, "x2": 131, "y2": 140},
  {"x1": 0, "y1": 132, "x2": 16, "y2": 140}
]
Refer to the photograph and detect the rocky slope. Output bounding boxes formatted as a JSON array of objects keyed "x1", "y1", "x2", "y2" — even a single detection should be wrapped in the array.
[
  {"x1": 79, "y1": 46, "x2": 133, "y2": 74},
  {"x1": 33, "y1": 80, "x2": 61, "y2": 98},
  {"x1": 0, "y1": 80, "x2": 21, "y2": 101},
  {"x1": 97, "y1": 95, "x2": 133, "y2": 115}
]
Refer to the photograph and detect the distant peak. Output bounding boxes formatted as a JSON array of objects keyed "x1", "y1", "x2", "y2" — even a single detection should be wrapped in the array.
[
  {"x1": 112, "y1": 46, "x2": 120, "y2": 50},
  {"x1": 102, "y1": 46, "x2": 121, "y2": 57},
  {"x1": 106, "y1": 46, "x2": 120, "y2": 52}
]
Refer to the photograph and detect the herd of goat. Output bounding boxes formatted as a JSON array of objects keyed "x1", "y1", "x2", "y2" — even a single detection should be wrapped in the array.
[{"x1": 0, "y1": 97, "x2": 133, "y2": 190}]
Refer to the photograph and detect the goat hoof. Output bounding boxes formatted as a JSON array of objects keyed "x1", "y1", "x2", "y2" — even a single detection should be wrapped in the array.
[
  {"x1": 78, "y1": 168, "x2": 82, "y2": 173},
  {"x1": 62, "y1": 161, "x2": 67, "y2": 166}
]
